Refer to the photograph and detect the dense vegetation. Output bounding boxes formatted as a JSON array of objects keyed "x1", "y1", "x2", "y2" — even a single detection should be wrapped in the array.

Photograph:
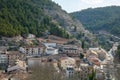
[
  {"x1": 71, "y1": 6, "x2": 120, "y2": 37},
  {"x1": 0, "y1": 0, "x2": 70, "y2": 38},
  {"x1": 0, "y1": 0, "x2": 98, "y2": 48},
  {"x1": 117, "y1": 44, "x2": 120, "y2": 58},
  {"x1": 114, "y1": 44, "x2": 120, "y2": 80}
]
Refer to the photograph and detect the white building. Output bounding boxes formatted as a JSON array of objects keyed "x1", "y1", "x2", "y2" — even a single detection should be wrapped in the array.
[
  {"x1": 43, "y1": 43, "x2": 58, "y2": 55},
  {"x1": 44, "y1": 43, "x2": 57, "y2": 48},
  {"x1": 89, "y1": 48, "x2": 100, "y2": 50},
  {"x1": 19, "y1": 46, "x2": 44, "y2": 57},
  {"x1": 19, "y1": 47, "x2": 26, "y2": 53},
  {"x1": 66, "y1": 66, "x2": 74, "y2": 77},
  {"x1": 0, "y1": 51, "x2": 8, "y2": 70},
  {"x1": 27, "y1": 34, "x2": 35, "y2": 40},
  {"x1": 46, "y1": 47, "x2": 58, "y2": 55},
  {"x1": 0, "y1": 52, "x2": 8, "y2": 64}
]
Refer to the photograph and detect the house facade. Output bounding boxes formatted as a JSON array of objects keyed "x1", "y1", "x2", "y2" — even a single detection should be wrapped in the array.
[
  {"x1": 46, "y1": 47, "x2": 58, "y2": 55},
  {"x1": 77, "y1": 63, "x2": 93, "y2": 80},
  {"x1": 66, "y1": 66, "x2": 74, "y2": 77},
  {"x1": 59, "y1": 57, "x2": 76, "y2": 70},
  {"x1": 43, "y1": 43, "x2": 58, "y2": 55},
  {"x1": 0, "y1": 51, "x2": 8, "y2": 70},
  {"x1": 7, "y1": 51, "x2": 25, "y2": 66},
  {"x1": 61, "y1": 45, "x2": 83, "y2": 57},
  {"x1": 19, "y1": 46, "x2": 45, "y2": 57}
]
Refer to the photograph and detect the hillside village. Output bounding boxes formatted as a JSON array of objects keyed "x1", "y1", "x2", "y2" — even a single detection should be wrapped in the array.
[
  {"x1": 0, "y1": 34, "x2": 118, "y2": 80},
  {"x1": 0, "y1": 0, "x2": 120, "y2": 80}
]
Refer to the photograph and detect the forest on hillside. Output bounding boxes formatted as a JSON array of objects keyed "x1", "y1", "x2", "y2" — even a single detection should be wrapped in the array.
[
  {"x1": 71, "y1": 6, "x2": 120, "y2": 37},
  {"x1": 0, "y1": 0, "x2": 70, "y2": 38}
]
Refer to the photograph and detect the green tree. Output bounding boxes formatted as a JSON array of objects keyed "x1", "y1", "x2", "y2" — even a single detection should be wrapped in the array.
[
  {"x1": 89, "y1": 69, "x2": 96, "y2": 80},
  {"x1": 0, "y1": 0, "x2": 70, "y2": 38}
]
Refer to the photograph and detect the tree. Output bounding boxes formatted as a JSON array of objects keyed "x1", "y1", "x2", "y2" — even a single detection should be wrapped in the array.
[
  {"x1": 27, "y1": 63, "x2": 64, "y2": 80},
  {"x1": 0, "y1": 0, "x2": 70, "y2": 38},
  {"x1": 89, "y1": 69, "x2": 96, "y2": 80},
  {"x1": 81, "y1": 40, "x2": 85, "y2": 49}
]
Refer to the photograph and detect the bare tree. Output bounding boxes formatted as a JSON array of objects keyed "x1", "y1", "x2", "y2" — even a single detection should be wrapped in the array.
[{"x1": 27, "y1": 63, "x2": 64, "y2": 80}]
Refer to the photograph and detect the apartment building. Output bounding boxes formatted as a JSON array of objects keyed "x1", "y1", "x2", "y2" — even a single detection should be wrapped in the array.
[
  {"x1": 61, "y1": 45, "x2": 83, "y2": 57},
  {"x1": 19, "y1": 45, "x2": 45, "y2": 57}
]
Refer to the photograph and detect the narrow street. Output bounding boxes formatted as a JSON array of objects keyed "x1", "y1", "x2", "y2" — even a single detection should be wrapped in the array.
[{"x1": 102, "y1": 42, "x2": 119, "y2": 80}]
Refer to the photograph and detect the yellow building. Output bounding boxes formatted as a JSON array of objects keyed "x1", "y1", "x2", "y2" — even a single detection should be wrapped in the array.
[{"x1": 59, "y1": 57, "x2": 76, "y2": 70}]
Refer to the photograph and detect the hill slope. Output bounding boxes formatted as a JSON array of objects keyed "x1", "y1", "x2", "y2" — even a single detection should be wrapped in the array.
[
  {"x1": 0, "y1": 0, "x2": 69, "y2": 38},
  {"x1": 0, "y1": 0, "x2": 91, "y2": 39},
  {"x1": 71, "y1": 6, "x2": 120, "y2": 37}
]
